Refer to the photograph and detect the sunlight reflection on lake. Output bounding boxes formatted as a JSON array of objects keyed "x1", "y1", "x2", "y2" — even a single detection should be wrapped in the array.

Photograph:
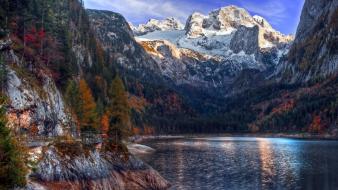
[{"x1": 138, "y1": 137, "x2": 338, "y2": 190}]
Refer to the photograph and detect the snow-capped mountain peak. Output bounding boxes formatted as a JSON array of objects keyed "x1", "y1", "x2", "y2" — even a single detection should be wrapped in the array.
[
  {"x1": 252, "y1": 15, "x2": 273, "y2": 31},
  {"x1": 184, "y1": 12, "x2": 207, "y2": 38},
  {"x1": 133, "y1": 17, "x2": 184, "y2": 36},
  {"x1": 183, "y1": 6, "x2": 294, "y2": 48},
  {"x1": 134, "y1": 5, "x2": 294, "y2": 89},
  {"x1": 184, "y1": 5, "x2": 259, "y2": 38}
]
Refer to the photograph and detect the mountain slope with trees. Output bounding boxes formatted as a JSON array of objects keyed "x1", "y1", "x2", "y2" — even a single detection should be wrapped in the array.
[{"x1": 0, "y1": 0, "x2": 169, "y2": 189}]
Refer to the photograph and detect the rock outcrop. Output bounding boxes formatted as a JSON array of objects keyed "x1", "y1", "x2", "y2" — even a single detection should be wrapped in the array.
[
  {"x1": 29, "y1": 144, "x2": 170, "y2": 190},
  {"x1": 230, "y1": 25, "x2": 259, "y2": 55},
  {"x1": 184, "y1": 12, "x2": 206, "y2": 38},
  {"x1": 0, "y1": 40, "x2": 71, "y2": 136},
  {"x1": 6, "y1": 70, "x2": 70, "y2": 136}
]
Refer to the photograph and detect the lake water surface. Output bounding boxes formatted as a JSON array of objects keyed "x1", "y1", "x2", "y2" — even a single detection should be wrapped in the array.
[{"x1": 138, "y1": 137, "x2": 338, "y2": 190}]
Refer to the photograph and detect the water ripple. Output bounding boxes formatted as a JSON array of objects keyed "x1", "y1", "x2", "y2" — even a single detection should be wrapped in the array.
[{"x1": 138, "y1": 137, "x2": 338, "y2": 190}]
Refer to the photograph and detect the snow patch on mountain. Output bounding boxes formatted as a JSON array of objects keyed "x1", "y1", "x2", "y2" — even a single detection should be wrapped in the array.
[{"x1": 133, "y1": 17, "x2": 184, "y2": 36}]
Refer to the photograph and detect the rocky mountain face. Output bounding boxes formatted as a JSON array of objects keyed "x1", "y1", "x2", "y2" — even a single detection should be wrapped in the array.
[
  {"x1": 87, "y1": 10, "x2": 163, "y2": 76},
  {"x1": 230, "y1": 25, "x2": 259, "y2": 55},
  {"x1": 278, "y1": 0, "x2": 338, "y2": 83},
  {"x1": 133, "y1": 17, "x2": 184, "y2": 36}
]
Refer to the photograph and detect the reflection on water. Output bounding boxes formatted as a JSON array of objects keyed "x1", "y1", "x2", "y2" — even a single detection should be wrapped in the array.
[
  {"x1": 138, "y1": 137, "x2": 338, "y2": 190},
  {"x1": 258, "y1": 138, "x2": 275, "y2": 189}
]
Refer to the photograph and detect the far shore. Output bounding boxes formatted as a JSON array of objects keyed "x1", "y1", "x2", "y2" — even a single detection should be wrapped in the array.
[{"x1": 131, "y1": 133, "x2": 338, "y2": 143}]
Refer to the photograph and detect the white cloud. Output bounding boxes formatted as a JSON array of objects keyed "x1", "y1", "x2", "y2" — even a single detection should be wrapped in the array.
[
  {"x1": 84, "y1": 0, "x2": 190, "y2": 24},
  {"x1": 239, "y1": 0, "x2": 287, "y2": 25}
]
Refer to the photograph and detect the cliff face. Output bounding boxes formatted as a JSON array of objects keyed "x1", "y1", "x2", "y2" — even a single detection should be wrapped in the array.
[
  {"x1": 6, "y1": 69, "x2": 70, "y2": 136},
  {"x1": 0, "y1": 40, "x2": 71, "y2": 137},
  {"x1": 86, "y1": 10, "x2": 162, "y2": 75},
  {"x1": 230, "y1": 25, "x2": 259, "y2": 55},
  {"x1": 280, "y1": 0, "x2": 338, "y2": 83}
]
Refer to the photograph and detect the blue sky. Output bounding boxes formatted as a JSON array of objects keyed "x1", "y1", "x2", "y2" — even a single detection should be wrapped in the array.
[{"x1": 84, "y1": 0, "x2": 305, "y2": 35}]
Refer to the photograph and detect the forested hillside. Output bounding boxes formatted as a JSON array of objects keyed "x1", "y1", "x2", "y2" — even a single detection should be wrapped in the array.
[
  {"x1": 0, "y1": 0, "x2": 134, "y2": 136},
  {"x1": 0, "y1": 1, "x2": 169, "y2": 189}
]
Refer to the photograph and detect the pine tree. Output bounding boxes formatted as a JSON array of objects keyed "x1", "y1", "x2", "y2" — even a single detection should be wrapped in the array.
[
  {"x1": 107, "y1": 75, "x2": 131, "y2": 143},
  {"x1": 78, "y1": 79, "x2": 98, "y2": 132},
  {"x1": 0, "y1": 56, "x2": 7, "y2": 90},
  {"x1": 65, "y1": 79, "x2": 79, "y2": 111},
  {"x1": 0, "y1": 95, "x2": 28, "y2": 189},
  {"x1": 65, "y1": 79, "x2": 81, "y2": 133}
]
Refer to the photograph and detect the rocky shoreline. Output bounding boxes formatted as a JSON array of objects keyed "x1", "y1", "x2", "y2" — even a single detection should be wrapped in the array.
[{"x1": 25, "y1": 143, "x2": 170, "y2": 190}]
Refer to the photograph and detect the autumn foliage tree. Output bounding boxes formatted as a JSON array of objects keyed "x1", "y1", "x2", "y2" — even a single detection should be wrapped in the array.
[
  {"x1": 77, "y1": 79, "x2": 98, "y2": 132},
  {"x1": 309, "y1": 115, "x2": 325, "y2": 134},
  {"x1": 100, "y1": 112, "x2": 109, "y2": 136},
  {"x1": 23, "y1": 27, "x2": 63, "y2": 74},
  {"x1": 24, "y1": 27, "x2": 45, "y2": 50}
]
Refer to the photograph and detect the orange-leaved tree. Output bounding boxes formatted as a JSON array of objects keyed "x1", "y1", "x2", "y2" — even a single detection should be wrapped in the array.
[
  {"x1": 78, "y1": 79, "x2": 98, "y2": 132},
  {"x1": 309, "y1": 115, "x2": 325, "y2": 134},
  {"x1": 100, "y1": 112, "x2": 110, "y2": 136}
]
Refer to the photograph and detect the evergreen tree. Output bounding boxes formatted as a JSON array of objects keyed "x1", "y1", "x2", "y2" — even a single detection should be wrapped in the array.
[
  {"x1": 107, "y1": 75, "x2": 131, "y2": 143},
  {"x1": 65, "y1": 79, "x2": 81, "y2": 134},
  {"x1": 0, "y1": 56, "x2": 7, "y2": 90},
  {"x1": 78, "y1": 79, "x2": 98, "y2": 132},
  {"x1": 0, "y1": 95, "x2": 28, "y2": 189},
  {"x1": 65, "y1": 79, "x2": 79, "y2": 112}
]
